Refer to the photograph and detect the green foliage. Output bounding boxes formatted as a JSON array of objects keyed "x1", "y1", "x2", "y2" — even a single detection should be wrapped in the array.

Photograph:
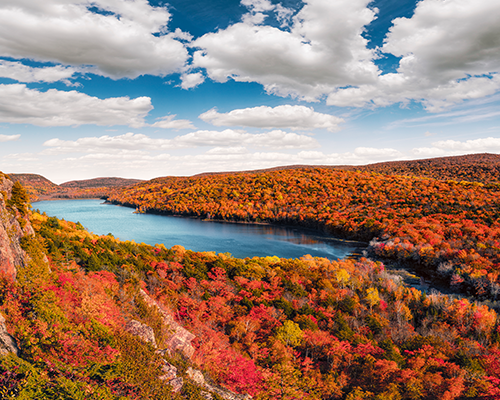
[
  {"x1": 8, "y1": 181, "x2": 30, "y2": 216},
  {"x1": 114, "y1": 332, "x2": 174, "y2": 399},
  {"x1": 333, "y1": 313, "x2": 354, "y2": 341}
]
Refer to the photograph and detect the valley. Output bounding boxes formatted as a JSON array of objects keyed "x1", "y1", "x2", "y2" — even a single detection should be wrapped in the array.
[{"x1": 1, "y1": 154, "x2": 500, "y2": 399}]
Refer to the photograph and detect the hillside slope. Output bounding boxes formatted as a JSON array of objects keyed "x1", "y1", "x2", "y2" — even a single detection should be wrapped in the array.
[
  {"x1": 9, "y1": 174, "x2": 144, "y2": 202},
  {"x1": 1, "y1": 174, "x2": 500, "y2": 398},
  {"x1": 60, "y1": 177, "x2": 144, "y2": 189},
  {"x1": 194, "y1": 153, "x2": 500, "y2": 185},
  {"x1": 108, "y1": 166, "x2": 500, "y2": 299},
  {"x1": 339, "y1": 153, "x2": 500, "y2": 184}
]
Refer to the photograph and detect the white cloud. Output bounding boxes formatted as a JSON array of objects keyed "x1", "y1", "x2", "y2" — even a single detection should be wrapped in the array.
[
  {"x1": 199, "y1": 105, "x2": 344, "y2": 131},
  {"x1": 353, "y1": 147, "x2": 403, "y2": 158},
  {"x1": 241, "y1": 0, "x2": 275, "y2": 13},
  {"x1": 328, "y1": 0, "x2": 500, "y2": 111},
  {"x1": 205, "y1": 147, "x2": 248, "y2": 155},
  {"x1": 0, "y1": 134, "x2": 20, "y2": 142},
  {"x1": 162, "y1": 146, "x2": 404, "y2": 174},
  {"x1": 0, "y1": 0, "x2": 188, "y2": 78},
  {"x1": 43, "y1": 133, "x2": 172, "y2": 153},
  {"x1": 180, "y1": 72, "x2": 205, "y2": 89},
  {"x1": 172, "y1": 129, "x2": 318, "y2": 149},
  {"x1": 412, "y1": 137, "x2": 500, "y2": 158},
  {"x1": 151, "y1": 115, "x2": 196, "y2": 130},
  {"x1": 0, "y1": 60, "x2": 78, "y2": 83},
  {"x1": 0, "y1": 84, "x2": 152, "y2": 127},
  {"x1": 192, "y1": 0, "x2": 379, "y2": 101},
  {"x1": 386, "y1": 99, "x2": 500, "y2": 129},
  {"x1": 41, "y1": 145, "x2": 405, "y2": 180},
  {"x1": 431, "y1": 137, "x2": 500, "y2": 152},
  {"x1": 42, "y1": 129, "x2": 318, "y2": 155}
]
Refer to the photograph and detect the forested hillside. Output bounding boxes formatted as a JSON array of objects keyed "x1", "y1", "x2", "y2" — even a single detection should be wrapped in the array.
[
  {"x1": 107, "y1": 167, "x2": 500, "y2": 300},
  {"x1": 9, "y1": 174, "x2": 143, "y2": 202},
  {"x1": 1, "y1": 171, "x2": 500, "y2": 399},
  {"x1": 338, "y1": 153, "x2": 500, "y2": 185}
]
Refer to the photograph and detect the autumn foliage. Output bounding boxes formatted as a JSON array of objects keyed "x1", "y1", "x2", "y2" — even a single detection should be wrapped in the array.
[
  {"x1": 2, "y1": 157, "x2": 500, "y2": 399},
  {"x1": 107, "y1": 166, "x2": 500, "y2": 298},
  {"x1": 0, "y1": 204, "x2": 498, "y2": 398}
]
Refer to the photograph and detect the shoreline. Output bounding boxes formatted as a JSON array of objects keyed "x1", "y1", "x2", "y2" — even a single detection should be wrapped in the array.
[
  {"x1": 105, "y1": 199, "x2": 368, "y2": 247},
  {"x1": 34, "y1": 198, "x2": 463, "y2": 298}
]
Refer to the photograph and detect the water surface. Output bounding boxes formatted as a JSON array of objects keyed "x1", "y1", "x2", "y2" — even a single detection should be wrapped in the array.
[{"x1": 34, "y1": 199, "x2": 360, "y2": 260}]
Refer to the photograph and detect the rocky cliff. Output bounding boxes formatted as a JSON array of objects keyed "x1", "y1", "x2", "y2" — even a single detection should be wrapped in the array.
[
  {"x1": 0, "y1": 172, "x2": 33, "y2": 357},
  {"x1": 0, "y1": 173, "x2": 33, "y2": 281}
]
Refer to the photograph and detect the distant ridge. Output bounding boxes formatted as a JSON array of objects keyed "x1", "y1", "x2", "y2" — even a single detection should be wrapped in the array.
[
  {"x1": 60, "y1": 177, "x2": 144, "y2": 189},
  {"x1": 193, "y1": 153, "x2": 500, "y2": 184},
  {"x1": 8, "y1": 174, "x2": 145, "y2": 201},
  {"x1": 9, "y1": 173, "x2": 58, "y2": 189}
]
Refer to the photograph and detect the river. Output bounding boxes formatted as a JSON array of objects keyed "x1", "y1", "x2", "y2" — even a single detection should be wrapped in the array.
[{"x1": 33, "y1": 199, "x2": 362, "y2": 260}]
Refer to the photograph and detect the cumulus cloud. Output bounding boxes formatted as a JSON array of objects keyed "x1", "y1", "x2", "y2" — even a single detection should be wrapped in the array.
[
  {"x1": 155, "y1": 146, "x2": 404, "y2": 175},
  {"x1": 199, "y1": 105, "x2": 344, "y2": 131},
  {"x1": 0, "y1": 60, "x2": 78, "y2": 83},
  {"x1": 0, "y1": 134, "x2": 20, "y2": 142},
  {"x1": 180, "y1": 72, "x2": 205, "y2": 89},
  {"x1": 328, "y1": 0, "x2": 500, "y2": 111},
  {"x1": 0, "y1": 0, "x2": 188, "y2": 78},
  {"x1": 151, "y1": 115, "x2": 196, "y2": 130},
  {"x1": 192, "y1": 0, "x2": 379, "y2": 101},
  {"x1": 0, "y1": 84, "x2": 152, "y2": 127},
  {"x1": 38, "y1": 145, "x2": 404, "y2": 181},
  {"x1": 43, "y1": 133, "x2": 172, "y2": 153},
  {"x1": 172, "y1": 129, "x2": 318, "y2": 149},
  {"x1": 42, "y1": 129, "x2": 318, "y2": 155}
]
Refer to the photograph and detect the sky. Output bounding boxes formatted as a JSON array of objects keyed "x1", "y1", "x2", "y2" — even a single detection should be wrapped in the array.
[{"x1": 0, "y1": 0, "x2": 500, "y2": 184}]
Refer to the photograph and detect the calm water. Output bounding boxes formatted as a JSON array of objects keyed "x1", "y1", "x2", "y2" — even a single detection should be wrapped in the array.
[{"x1": 33, "y1": 199, "x2": 360, "y2": 260}]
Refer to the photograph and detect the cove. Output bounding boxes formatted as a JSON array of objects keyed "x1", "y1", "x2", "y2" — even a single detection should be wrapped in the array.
[{"x1": 33, "y1": 199, "x2": 361, "y2": 260}]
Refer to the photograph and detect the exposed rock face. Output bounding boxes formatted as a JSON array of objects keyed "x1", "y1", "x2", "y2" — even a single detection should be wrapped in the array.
[
  {"x1": 139, "y1": 289, "x2": 195, "y2": 359},
  {"x1": 0, "y1": 313, "x2": 18, "y2": 356},
  {"x1": 0, "y1": 174, "x2": 32, "y2": 281},
  {"x1": 125, "y1": 290, "x2": 252, "y2": 398},
  {"x1": 125, "y1": 319, "x2": 157, "y2": 347},
  {"x1": 187, "y1": 367, "x2": 252, "y2": 400},
  {"x1": 159, "y1": 361, "x2": 183, "y2": 393}
]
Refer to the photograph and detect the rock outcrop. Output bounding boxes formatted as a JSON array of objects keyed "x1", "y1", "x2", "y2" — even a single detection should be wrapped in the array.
[
  {"x1": 125, "y1": 319, "x2": 157, "y2": 347},
  {"x1": 139, "y1": 288, "x2": 195, "y2": 359},
  {"x1": 125, "y1": 291, "x2": 251, "y2": 399},
  {"x1": 0, "y1": 174, "x2": 32, "y2": 280},
  {"x1": 0, "y1": 313, "x2": 18, "y2": 356},
  {"x1": 187, "y1": 367, "x2": 252, "y2": 400}
]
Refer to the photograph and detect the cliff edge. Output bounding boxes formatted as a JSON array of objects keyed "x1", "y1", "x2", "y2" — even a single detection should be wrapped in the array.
[{"x1": 0, "y1": 173, "x2": 33, "y2": 281}]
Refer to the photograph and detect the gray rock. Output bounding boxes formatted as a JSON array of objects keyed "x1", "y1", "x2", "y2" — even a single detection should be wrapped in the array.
[
  {"x1": 159, "y1": 361, "x2": 178, "y2": 382},
  {"x1": 168, "y1": 376, "x2": 184, "y2": 393},
  {"x1": 186, "y1": 367, "x2": 252, "y2": 400},
  {"x1": 125, "y1": 319, "x2": 157, "y2": 347},
  {"x1": 139, "y1": 289, "x2": 195, "y2": 359},
  {"x1": 0, "y1": 313, "x2": 18, "y2": 356},
  {"x1": 187, "y1": 367, "x2": 206, "y2": 386}
]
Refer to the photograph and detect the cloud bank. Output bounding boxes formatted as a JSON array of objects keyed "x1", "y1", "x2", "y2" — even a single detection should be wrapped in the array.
[
  {"x1": 0, "y1": 84, "x2": 152, "y2": 127},
  {"x1": 0, "y1": 0, "x2": 188, "y2": 78}
]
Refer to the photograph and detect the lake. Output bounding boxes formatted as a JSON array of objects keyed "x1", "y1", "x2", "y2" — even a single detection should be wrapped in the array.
[{"x1": 33, "y1": 199, "x2": 361, "y2": 260}]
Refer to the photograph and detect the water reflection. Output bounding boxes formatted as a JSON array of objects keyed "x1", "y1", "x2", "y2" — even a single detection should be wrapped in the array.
[{"x1": 34, "y1": 199, "x2": 363, "y2": 260}]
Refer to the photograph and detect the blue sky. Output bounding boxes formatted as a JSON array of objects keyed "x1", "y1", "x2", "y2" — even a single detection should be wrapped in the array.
[{"x1": 0, "y1": 0, "x2": 499, "y2": 183}]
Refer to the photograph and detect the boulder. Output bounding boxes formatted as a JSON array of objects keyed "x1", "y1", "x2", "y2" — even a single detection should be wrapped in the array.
[{"x1": 125, "y1": 319, "x2": 157, "y2": 347}]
